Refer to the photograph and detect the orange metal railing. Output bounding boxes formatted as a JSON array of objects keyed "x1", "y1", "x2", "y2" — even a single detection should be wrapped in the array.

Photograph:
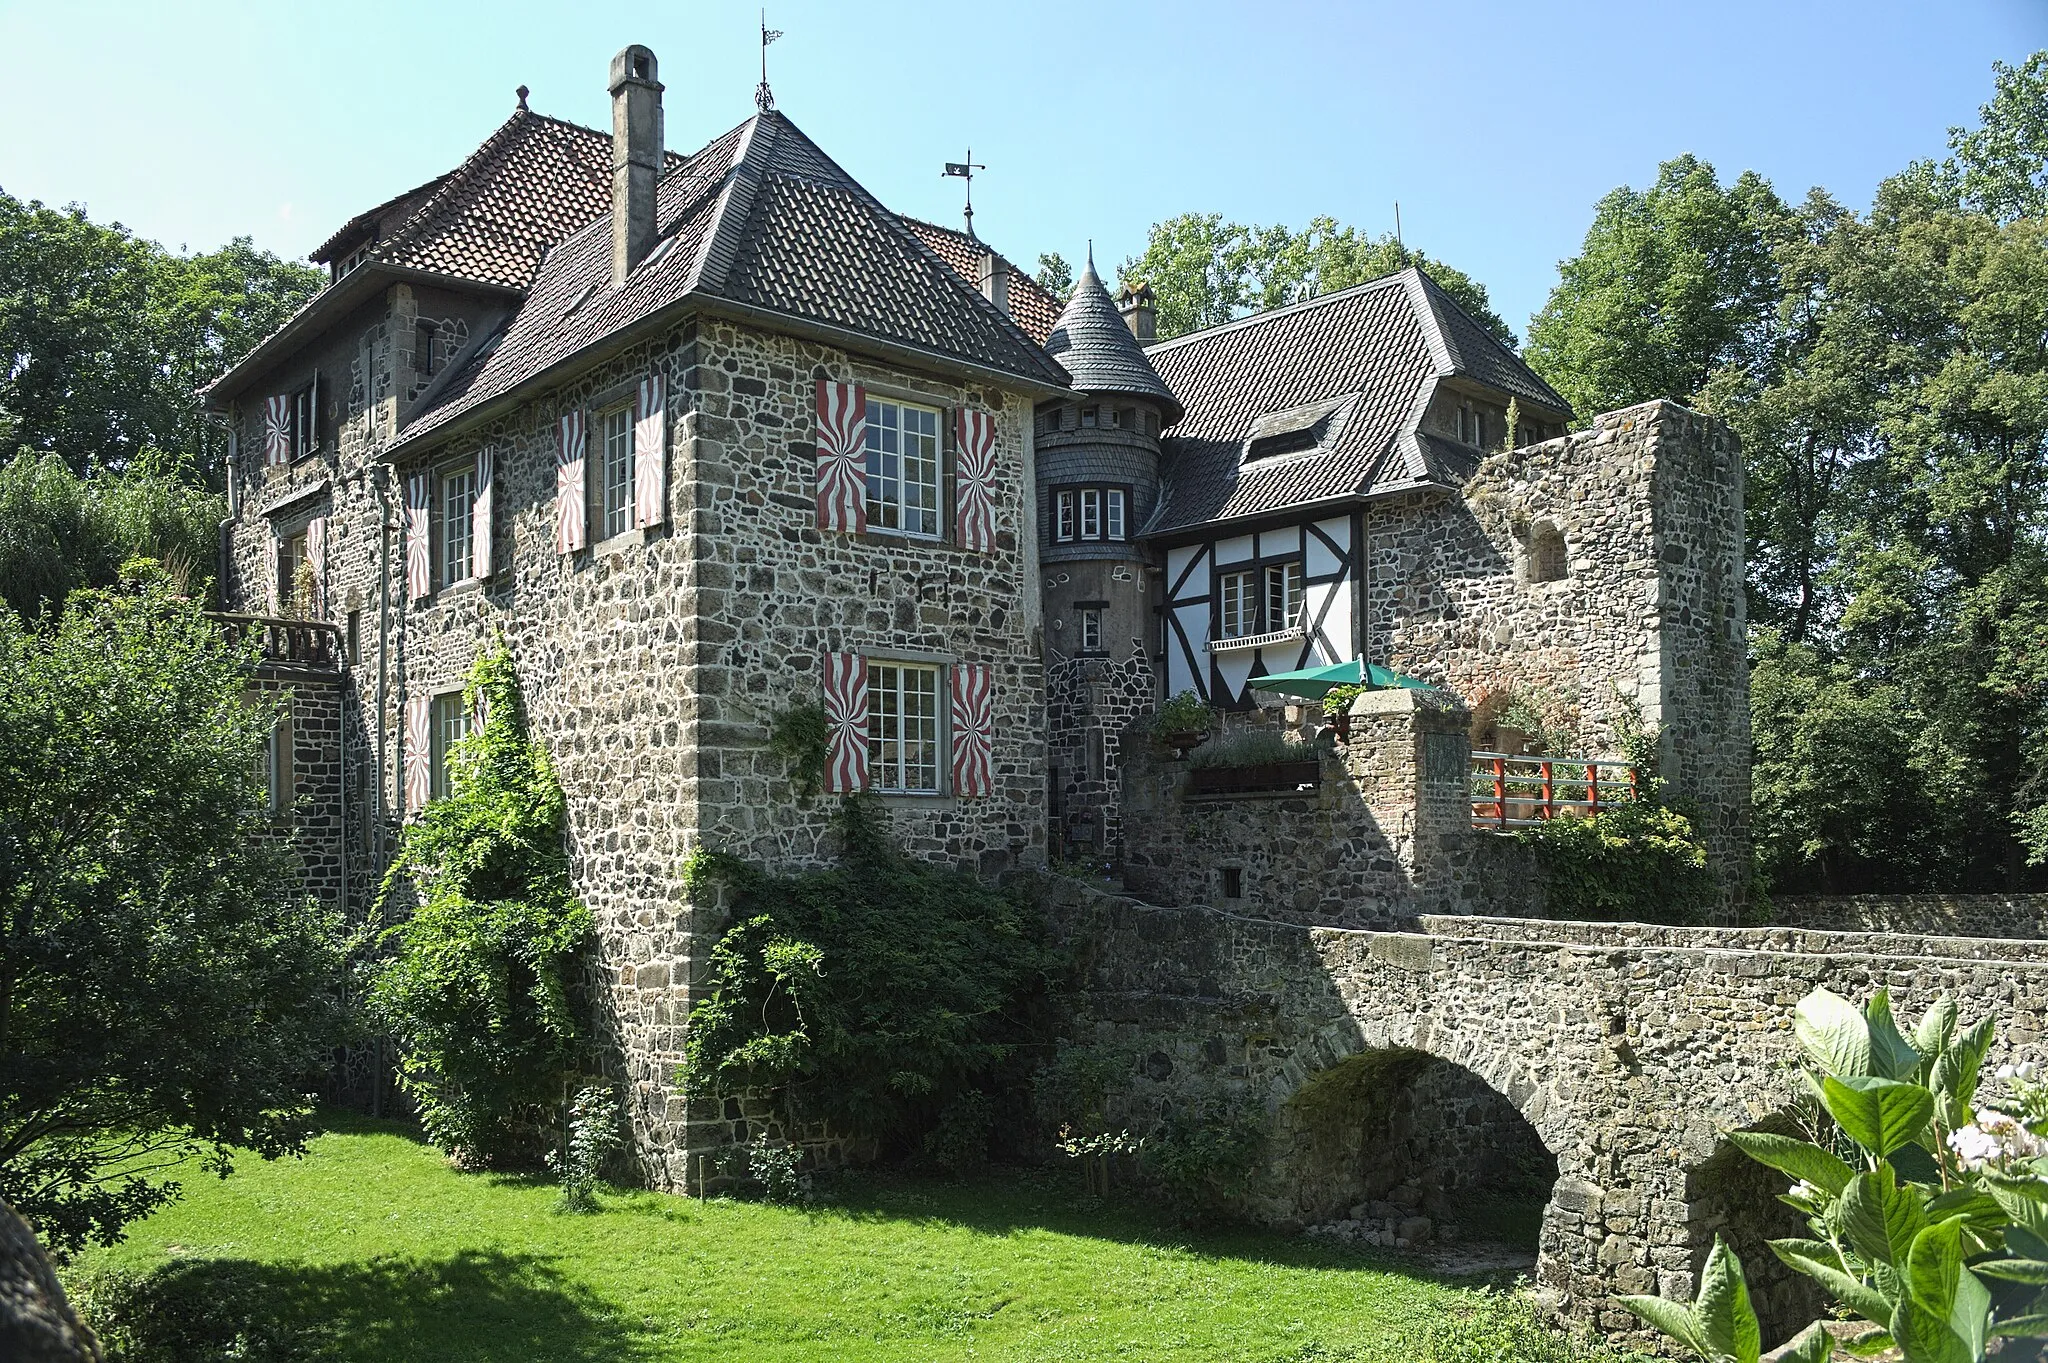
[{"x1": 1469, "y1": 751, "x2": 1639, "y2": 830}]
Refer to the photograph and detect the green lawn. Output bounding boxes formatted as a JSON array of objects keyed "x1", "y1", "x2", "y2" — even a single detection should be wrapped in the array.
[{"x1": 63, "y1": 1113, "x2": 1590, "y2": 1363}]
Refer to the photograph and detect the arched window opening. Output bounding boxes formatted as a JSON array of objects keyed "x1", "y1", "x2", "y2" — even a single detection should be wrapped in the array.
[{"x1": 1526, "y1": 521, "x2": 1568, "y2": 584}]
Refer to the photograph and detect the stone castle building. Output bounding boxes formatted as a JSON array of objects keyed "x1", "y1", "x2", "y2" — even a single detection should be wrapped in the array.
[{"x1": 206, "y1": 45, "x2": 1748, "y2": 1185}]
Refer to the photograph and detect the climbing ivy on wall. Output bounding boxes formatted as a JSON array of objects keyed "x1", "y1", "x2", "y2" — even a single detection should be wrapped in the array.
[
  {"x1": 679, "y1": 798, "x2": 1059, "y2": 1149},
  {"x1": 368, "y1": 644, "x2": 593, "y2": 1167},
  {"x1": 1516, "y1": 799, "x2": 1712, "y2": 923}
]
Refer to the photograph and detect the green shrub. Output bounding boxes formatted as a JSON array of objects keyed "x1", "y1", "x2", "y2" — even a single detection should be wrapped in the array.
[
  {"x1": 545, "y1": 1083, "x2": 622, "y2": 1213},
  {"x1": 925, "y1": 1089, "x2": 994, "y2": 1175},
  {"x1": 368, "y1": 644, "x2": 592, "y2": 1167},
  {"x1": 1514, "y1": 800, "x2": 1712, "y2": 923},
  {"x1": 0, "y1": 451, "x2": 224, "y2": 620},
  {"x1": 1153, "y1": 690, "x2": 1214, "y2": 736},
  {"x1": 1185, "y1": 728, "x2": 1323, "y2": 769},
  {"x1": 679, "y1": 797, "x2": 1058, "y2": 1150},
  {"x1": 66, "y1": 1258, "x2": 325, "y2": 1363},
  {"x1": 1401, "y1": 1286, "x2": 1651, "y2": 1363},
  {"x1": 1320, "y1": 683, "x2": 1365, "y2": 716},
  {"x1": 1143, "y1": 1092, "x2": 1267, "y2": 1224}
]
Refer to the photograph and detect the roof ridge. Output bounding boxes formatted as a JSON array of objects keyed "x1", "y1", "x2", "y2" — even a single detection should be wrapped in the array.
[
  {"x1": 1406, "y1": 266, "x2": 1569, "y2": 410},
  {"x1": 366, "y1": 110, "x2": 537, "y2": 267},
  {"x1": 1143, "y1": 268, "x2": 1417, "y2": 354},
  {"x1": 1399, "y1": 267, "x2": 1457, "y2": 377},
  {"x1": 687, "y1": 114, "x2": 772, "y2": 298}
]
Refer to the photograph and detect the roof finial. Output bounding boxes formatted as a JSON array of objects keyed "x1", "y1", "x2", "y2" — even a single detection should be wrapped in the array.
[
  {"x1": 756, "y1": 11, "x2": 783, "y2": 112},
  {"x1": 942, "y1": 150, "x2": 985, "y2": 238},
  {"x1": 1087, "y1": 240, "x2": 1095, "y2": 274},
  {"x1": 515, "y1": 84, "x2": 529, "y2": 111}
]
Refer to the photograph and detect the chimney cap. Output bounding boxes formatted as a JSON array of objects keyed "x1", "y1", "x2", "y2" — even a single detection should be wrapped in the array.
[{"x1": 609, "y1": 44, "x2": 661, "y2": 93}]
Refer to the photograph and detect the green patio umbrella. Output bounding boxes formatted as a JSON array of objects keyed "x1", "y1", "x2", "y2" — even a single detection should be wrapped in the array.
[{"x1": 1245, "y1": 658, "x2": 1432, "y2": 702}]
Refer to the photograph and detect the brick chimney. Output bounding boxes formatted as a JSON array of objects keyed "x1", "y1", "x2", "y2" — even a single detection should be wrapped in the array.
[
  {"x1": 609, "y1": 45, "x2": 663, "y2": 286},
  {"x1": 977, "y1": 250, "x2": 1010, "y2": 317},
  {"x1": 1119, "y1": 282, "x2": 1156, "y2": 343}
]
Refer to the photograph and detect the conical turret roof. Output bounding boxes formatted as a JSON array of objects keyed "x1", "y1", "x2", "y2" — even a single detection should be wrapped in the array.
[{"x1": 1044, "y1": 258, "x2": 1182, "y2": 424}]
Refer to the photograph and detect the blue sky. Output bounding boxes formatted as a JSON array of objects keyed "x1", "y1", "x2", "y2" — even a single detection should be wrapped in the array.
[{"x1": 1, "y1": 1, "x2": 2043, "y2": 338}]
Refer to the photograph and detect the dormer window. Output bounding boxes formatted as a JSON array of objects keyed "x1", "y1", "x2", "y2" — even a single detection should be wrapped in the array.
[
  {"x1": 416, "y1": 322, "x2": 439, "y2": 379},
  {"x1": 1081, "y1": 406, "x2": 1098, "y2": 428},
  {"x1": 1457, "y1": 403, "x2": 1487, "y2": 448},
  {"x1": 1242, "y1": 394, "x2": 1354, "y2": 463}
]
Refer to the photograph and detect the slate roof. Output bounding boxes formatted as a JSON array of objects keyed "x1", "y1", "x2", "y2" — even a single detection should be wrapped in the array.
[
  {"x1": 1044, "y1": 260, "x2": 1182, "y2": 424},
  {"x1": 1141, "y1": 267, "x2": 1568, "y2": 537},
  {"x1": 901, "y1": 218, "x2": 1063, "y2": 344},
  {"x1": 396, "y1": 111, "x2": 1070, "y2": 450}
]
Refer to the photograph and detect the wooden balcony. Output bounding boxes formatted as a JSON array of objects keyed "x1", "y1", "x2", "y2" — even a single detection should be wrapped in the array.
[{"x1": 208, "y1": 612, "x2": 343, "y2": 678}]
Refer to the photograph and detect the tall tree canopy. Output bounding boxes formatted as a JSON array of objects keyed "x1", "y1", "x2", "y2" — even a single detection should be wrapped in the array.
[
  {"x1": 0, "y1": 190, "x2": 319, "y2": 476},
  {"x1": 1528, "y1": 53, "x2": 2048, "y2": 895},
  {"x1": 1116, "y1": 213, "x2": 1514, "y2": 346}
]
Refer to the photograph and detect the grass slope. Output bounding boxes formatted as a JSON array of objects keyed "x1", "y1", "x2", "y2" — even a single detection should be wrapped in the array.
[{"x1": 66, "y1": 1114, "x2": 1592, "y2": 1363}]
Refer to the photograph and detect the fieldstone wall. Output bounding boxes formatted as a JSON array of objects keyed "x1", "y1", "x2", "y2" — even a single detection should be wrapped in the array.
[
  {"x1": 246, "y1": 668, "x2": 347, "y2": 912},
  {"x1": 1046, "y1": 641, "x2": 1156, "y2": 859},
  {"x1": 1042, "y1": 880, "x2": 2048, "y2": 1346},
  {"x1": 1772, "y1": 893, "x2": 2048, "y2": 940},
  {"x1": 1368, "y1": 401, "x2": 1749, "y2": 912}
]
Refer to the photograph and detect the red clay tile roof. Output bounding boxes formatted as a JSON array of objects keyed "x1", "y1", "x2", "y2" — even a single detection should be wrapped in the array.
[{"x1": 900, "y1": 218, "x2": 1063, "y2": 344}]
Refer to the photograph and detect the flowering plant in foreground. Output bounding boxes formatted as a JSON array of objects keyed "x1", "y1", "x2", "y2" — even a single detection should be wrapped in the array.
[{"x1": 1621, "y1": 988, "x2": 2048, "y2": 1363}]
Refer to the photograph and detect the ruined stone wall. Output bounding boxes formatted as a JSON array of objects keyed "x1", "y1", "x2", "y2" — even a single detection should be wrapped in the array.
[
  {"x1": 1041, "y1": 882, "x2": 2048, "y2": 1343},
  {"x1": 1771, "y1": 893, "x2": 2048, "y2": 940},
  {"x1": 247, "y1": 670, "x2": 346, "y2": 912}
]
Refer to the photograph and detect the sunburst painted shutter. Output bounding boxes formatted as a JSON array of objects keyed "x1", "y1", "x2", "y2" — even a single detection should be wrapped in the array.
[
  {"x1": 949, "y1": 663, "x2": 994, "y2": 798},
  {"x1": 404, "y1": 693, "x2": 431, "y2": 812},
  {"x1": 954, "y1": 408, "x2": 997, "y2": 552},
  {"x1": 307, "y1": 371, "x2": 321, "y2": 454},
  {"x1": 822, "y1": 652, "x2": 869, "y2": 794},
  {"x1": 405, "y1": 471, "x2": 431, "y2": 601},
  {"x1": 265, "y1": 531, "x2": 280, "y2": 613},
  {"x1": 472, "y1": 447, "x2": 494, "y2": 579},
  {"x1": 556, "y1": 411, "x2": 587, "y2": 554},
  {"x1": 815, "y1": 380, "x2": 867, "y2": 533},
  {"x1": 263, "y1": 395, "x2": 291, "y2": 466},
  {"x1": 306, "y1": 516, "x2": 327, "y2": 617},
  {"x1": 634, "y1": 372, "x2": 667, "y2": 529}
]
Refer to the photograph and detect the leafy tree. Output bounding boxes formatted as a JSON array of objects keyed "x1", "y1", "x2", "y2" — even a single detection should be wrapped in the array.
[
  {"x1": 367, "y1": 645, "x2": 592, "y2": 1167},
  {"x1": 1947, "y1": 53, "x2": 2048, "y2": 223},
  {"x1": 1035, "y1": 251, "x2": 1074, "y2": 304},
  {"x1": 0, "y1": 189, "x2": 318, "y2": 476},
  {"x1": 1115, "y1": 213, "x2": 1513, "y2": 346},
  {"x1": 0, "y1": 451, "x2": 223, "y2": 620},
  {"x1": 0, "y1": 567, "x2": 345, "y2": 1253}
]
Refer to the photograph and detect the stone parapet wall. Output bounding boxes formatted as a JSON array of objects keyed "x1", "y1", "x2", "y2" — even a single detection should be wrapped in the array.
[
  {"x1": 1769, "y1": 893, "x2": 2048, "y2": 940},
  {"x1": 1411, "y1": 914, "x2": 2048, "y2": 964}
]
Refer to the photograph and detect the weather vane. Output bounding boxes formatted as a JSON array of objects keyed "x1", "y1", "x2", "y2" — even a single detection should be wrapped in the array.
[
  {"x1": 756, "y1": 11, "x2": 783, "y2": 112},
  {"x1": 942, "y1": 150, "x2": 985, "y2": 238}
]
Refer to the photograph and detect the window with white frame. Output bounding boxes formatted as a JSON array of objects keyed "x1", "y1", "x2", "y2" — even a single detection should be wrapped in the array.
[
  {"x1": 598, "y1": 404, "x2": 633, "y2": 540},
  {"x1": 292, "y1": 379, "x2": 318, "y2": 459},
  {"x1": 437, "y1": 462, "x2": 476, "y2": 588},
  {"x1": 1078, "y1": 606, "x2": 1103, "y2": 653},
  {"x1": 1105, "y1": 488, "x2": 1125, "y2": 540},
  {"x1": 1051, "y1": 485, "x2": 1129, "y2": 544},
  {"x1": 866, "y1": 662, "x2": 941, "y2": 793},
  {"x1": 865, "y1": 399, "x2": 941, "y2": 537},
  {"x1": 429, "y1": 690, "x2": 471, "y2": 802},
  {"x1": 1080, "y1": 488, "x2": 1100, "y2": 540},
  {"x1": 1055, "y1": 491, "x2": 1076, "y2": 542},
  {"x1": 277, "y1": 527, "x2": 308, "y2": 613},
  {"x1": 1218, "y1": 570, "x2": 1257, "y2": 639},
  {"x1": 1266, "y1": 561, "x2": 1304, "y2": 631}
]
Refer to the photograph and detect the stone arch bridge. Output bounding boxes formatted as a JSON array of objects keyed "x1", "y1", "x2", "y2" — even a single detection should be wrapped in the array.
[{"x1": 1047, "y1": 885, "x2": 2048, "y2": 1342}]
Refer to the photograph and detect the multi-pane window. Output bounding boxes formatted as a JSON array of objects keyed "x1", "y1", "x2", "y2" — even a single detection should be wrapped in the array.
[
  {"x1": 416, "y1": 322, "x2": 439, "y2": 378},
  {"x1": 438, "y1": 463, "x2": 476, "y2": 587},
  {"x1": 865, "y1": 399, "x2": 941, "y2": 537},
  {"x1": 1266, "y1": 561, "x2": 1304, "y2": 631},
  {"x1": 1079, "y1": 607, "x2": 1103, "y2": 653},
  {"x1": 277, "y1": 529, "x2": 308, "y2": 612},
  {"x1": 1051, "y1": 486, "x2": 1128, "y2": 543},
  {"x1": 429, "y1": 690, "x2": 472, "y2": 802},
  {"x1": 867, "y1": 662, "x2": 941, "y2": 793},
  {"x1": 292, "y1": 380, "x2": 318, "y2": 458},
  {"x1": 1218, "y1": 570, "x2": 1257, "y2": 639},
  {"x1": 1080, "y1": 406, "x2": 1098, "y2": 428},
  {"x1": 598, "y1": 404, "x2": 633, "y2": 539}
]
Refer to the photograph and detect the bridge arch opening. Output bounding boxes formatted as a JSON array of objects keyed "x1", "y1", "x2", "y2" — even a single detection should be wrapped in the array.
[
  {"x1": 1272, "y1": 1046, "x2": 1557, "y2": 1261},
  {"x1": 1685, "y1": 1118, "x2": 1828, "y2": 1347}
]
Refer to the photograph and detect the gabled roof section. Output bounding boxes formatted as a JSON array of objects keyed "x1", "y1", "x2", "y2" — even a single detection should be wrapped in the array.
[
  {"x1": 1140, "y1": 267, "x2": 1569, "y2": 537},
  {"x1": 902, "y1": 218, "x2": 1063, "y2": 345},
  {"x1": 1044, "y1": 260, "x2": 1182, "y2": 424},
  {"x1": 396, "y1": 111, "x2": 1070, "y2": 451}
]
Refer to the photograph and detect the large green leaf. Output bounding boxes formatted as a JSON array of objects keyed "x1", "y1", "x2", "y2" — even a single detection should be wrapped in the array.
[
  {"x1": 1618, "y1": 1294, "x2": 1702, "y2": 1355},
  {"x1": 1931, "y1": 1016, "x2": 1994, "y2": 1131},
  {"x1": 1799, "y1": 987, "x2": 1874, "y2": 1078},
  {"x1": 1776, "y1": 1322, "x2": 1836, "y2": 1363},
  {"x1": 1835, "y1": 1165, "x2": 1929, "y2": 1266},
  {"x1": 1925, "y1": 1187, "x2": 2009, "y2": 1233},
  {"x1": 1905, "y1": 1217, "x2": 1966, "y2": 1322},
  {"x1": 1974, "y1": 1258, "x2": 2048, "y2": 1283},
  {"x1": 1988, "y1": 1179, "x2": 2048, "y2": 1240},
  {"x1": 1824, "y1": 1075, "x2": 1937, "y2": 1156},
  {"x1": 1696, "y1": 1236, "x2": 1762, "y2": 1363},
  {"x1": 1866, "y1": 991, "x2": 1924, "y2": 1082},
  {"x1": 1771, "y1": 1238, "x2": 1897, "y2": 1322},
  {"x1": 1731, "y1": 1131, "x2": 1856, "y2": 1197},
  {"x1": 1890, "y1": 1298, "x2": 1973, "y2": 1363},
  {"x1": 1913, "y1": 997, "x2": 1957, "y2": 1071},
  {"x1": 1950, "y1": 1264, "x2": 1989, "y2": 1363},
  {"x1": 1990, "y1": 1312, "x2": 2048, "y2": 1337}
]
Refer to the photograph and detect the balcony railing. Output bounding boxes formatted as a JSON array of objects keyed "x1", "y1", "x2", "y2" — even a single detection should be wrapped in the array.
[
  {"x1": 1470, "y1": 752, "x2": 1638, "y2": 830},
  {"x1": 208, "y1": 612, "x2": 343, "y2": 673}
]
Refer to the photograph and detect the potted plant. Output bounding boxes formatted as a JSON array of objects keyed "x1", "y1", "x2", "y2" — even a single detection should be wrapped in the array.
[
  {"x1": 1152, "y1": 690, "x2": 1214, "y2": 759},
  {"x1": 1320, "y1": 683, "x2": 1365, "y2": 741}
]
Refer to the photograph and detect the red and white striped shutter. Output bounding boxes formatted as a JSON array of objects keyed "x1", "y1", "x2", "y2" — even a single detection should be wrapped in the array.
[
  {"x1": 306, "y1": 516, "x2": 327, "y2": 617},
  {"x1": 954, "y1": 408, "x2": 997, "y2": 552},
  {"x1": 472, "y1": 447, "x2": 494, "y2": 579},
  {"x1": 405, "y1": 471, "x2": 431, "y2": 600},
  {"x1": 265, "y1": 532, "x2": 280, "y2": 614},
  {"x1": 815, "y1": 380, "x2": 867, "y2": 533},
  {"x1": 633, "y1": 372, "x2": 667, "y2": 528},
  {"x1": 556, "y1": 411, "x2": 587, "y2": 554},
  {"x1": 949, "y1": 663, "x2": 994, "y2": 798},
  {"x1": 822, "y1": 652, "x2": 869, "y2": 794},
  {"x1": 307, "y1": 371, "x2": 321, "y2": 453},
  {"x1": 403, "y1": 694, "x2": 431, "y2": 812},
  {"x1": 263, "y1": 395, "x2": 291, "y2": 466}
]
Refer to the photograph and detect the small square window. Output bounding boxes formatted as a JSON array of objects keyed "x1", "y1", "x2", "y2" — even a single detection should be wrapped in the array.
[
  {"x1": 1079, "y1": 607, "x2": 1102, "y2": 653},
  {"x1": 1080, "y1": 406, "x2": 1098, "y2": 428},
  {"x1": 1221, "y1": 866, "x2": 1243, "y2": 899}
]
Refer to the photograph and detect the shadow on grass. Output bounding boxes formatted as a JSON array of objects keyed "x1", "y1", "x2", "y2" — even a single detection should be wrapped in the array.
[{"x1": 74, "y1": 1249, "x2": 649, "y2": 1363}]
